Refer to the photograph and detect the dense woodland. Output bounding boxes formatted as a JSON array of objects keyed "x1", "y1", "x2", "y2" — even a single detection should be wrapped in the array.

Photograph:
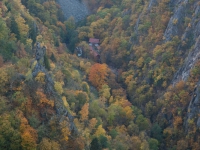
[{"x1": 0, "y1": 0, "x2": 200, "y2": 149}]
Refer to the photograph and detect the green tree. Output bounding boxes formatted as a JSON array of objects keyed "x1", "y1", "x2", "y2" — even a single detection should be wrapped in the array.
[
  {"x1": 10, "y1": 17, "x2": 20, "y2": 40},
  {"x1": 65, "y1": 17, "x2": 78, "y2": 53},
  {"x1": 76, "y1": 91, "x2": 89, "y2": 111},
  {"x1": 12, "y1": 92, "x2": 27, "y2": 107},
  {"x1": 148, "y1": 138, "x2": 159, "y2": 150},
  {"x1": 44, "y1": 54, "x2": 50, "y2": 71},
  {"x1": 0, "y1": 18, "x2": 16, "y2": 60},
  {"x1": 81, "y1": 82, "x2": 90, "y2": 94},
  {"x1": 90, "y1": 137, "x2": 101, "y2": 150},
  {"x1": 0, "y1": 97, "x2": 9, "y2": 114},
  {"x1": 0, "y1": 18, "x2": 8, "y2": 40},
  {"x1": 15, "y1": 16, "x2": 29, "y2": 43},
  {"x1": 50, "y1": 53, "x2": 57, "y2": 63},
  {"x1": 150, "y1": 124, "x2": 162, "y2": 142},
  {"x1": 0, "y1": 67, "x2": 9, "y2": 93},
  {"x1": 109, "y1": 129, "x2": 118, "y2": 139},
  {"x1": 0, "y1": 114, "x2": 22, "y2": 150},
  {"x1": 38, "y1": 138, "x2": 60, "y2": 150},
  {"x1": 99, "y1": 135, "x2": 108, "y2": 148},
  {"x1": 136, "y1": 115, "x2": 150, "y2": 131},
  {"x1": 28, "y1": 21, "x2": 37, "y2": 45}
]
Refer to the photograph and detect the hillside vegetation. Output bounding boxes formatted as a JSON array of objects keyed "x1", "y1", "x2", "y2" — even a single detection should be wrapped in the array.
[{"x1": 0, "y1": 0, "x2": 200, "y2": 150}]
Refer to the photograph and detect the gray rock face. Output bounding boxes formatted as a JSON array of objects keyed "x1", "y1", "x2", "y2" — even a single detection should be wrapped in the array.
[
  {"x1": 169, "y1": 0, "x2": 188, "y2": 5},
  {"x1": 147, "y1": 0, "x2": 157, "y2": 11},
  {"x1": 169, "y1": 2, "x2": 200, "y2": 132},
  {"x1": 57, "y1": 0, "x2": 89, "y2": 22},
  {"x1": 197, "y1": 117, "x2": 200, "y2": 127},
  {"x1": 173, "y1": 37, "x2": 200, "y2": 84},
  {"x1": 172, "y1": 3, "x2": 200, "y2": 85},
  {"x1": 163, "y1": 1, "x2": 188, "y2": 42},
  {"x1": 185, "y1": 83, "x2": 200, "y2": 130},
  {"x1": 134, "y1": 13, "x2": 142, "y2": 35},
  {"x1": 35, "y1": 42, "x2": 46, "y2": 62},
  {"x1": 32, "y1": 43, "x2": 77, "y2": 133}
]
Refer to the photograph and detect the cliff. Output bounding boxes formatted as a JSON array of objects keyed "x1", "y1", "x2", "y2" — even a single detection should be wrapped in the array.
[
  {"x1": 172, "y1": 2, "x2": 200, "y2": 84},
  {"x1": 57, "y1": 0, "x2": 89, "y2": 22},
  {"x1": 32, "y1": 43, "x2": 77, "y2": 132},
  {"x1": 165, "y1": 1, "x2": 200, "y2": 130}
]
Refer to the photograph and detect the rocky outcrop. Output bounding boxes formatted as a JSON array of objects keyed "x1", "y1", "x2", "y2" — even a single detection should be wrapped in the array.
[
  {"x1": 35, "y1": 42, "x2": 46, "y2": 62},
  {"x1": 163, "y1": 0, "x2": 188, "y2": 42},
  {"x1": 172, "y1": 2, "x2": 200, "y2": 85},
  {"x1": 173, "y1": 37, "x2": 200, "y2": 84},
  {"x1": 57, "y1": 0, "x2": 89, "y2": 22},
  {"x1": 185, "y1": 83, "x2": 200, "y2": 131},
  {"x1": 147, "y1": 0, "x2": 157, "y2": 11},
  {"x1": 32, "y1": 42, "x2": 77, "y2": 133},
  {"x1": 168, "y1": 2, "x2": 200, "y2": 132}
]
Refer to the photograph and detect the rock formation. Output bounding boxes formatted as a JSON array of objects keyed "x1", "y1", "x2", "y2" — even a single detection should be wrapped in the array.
[
  {"x1": 57, "y1": 0, "x2": 89, "y2": 22},
  {"x1": 172, "y1": 2, "x2": 200, "y2": 85},
  {"x1": 167, "y1": 1, "x2": 200, "y2": 132},
  {"x1": 163, "y1": 0, "x2": 187, "y2": 42},
  {"x1": 147, "y1": 0, "x2": 157, "y2": 11},
  {"x1": 32, "y1": 42, "x2": 77, "y2": 133},
  {"x1": 185, "y1": 83, "x2": 200, "y2": 131},
  {"x1": 35, "y1": 42, "x2": 46, "y2": 62}
]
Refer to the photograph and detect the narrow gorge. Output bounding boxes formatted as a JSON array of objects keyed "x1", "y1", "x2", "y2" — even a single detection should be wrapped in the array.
[{"x1": 1, "y1": 0, "x2": 200, "y2": 149}]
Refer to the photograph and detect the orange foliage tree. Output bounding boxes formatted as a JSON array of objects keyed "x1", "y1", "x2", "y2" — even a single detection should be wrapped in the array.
[
  {"x1": 36, "y1": 90, "x2": 54, "y2": 108},
  {"x1": 88, "y1": 63, "x2": 108, "y2": 89},
  {"x1": 80, "y1": 103, "x2": 89, "y2": 122},
  {"x1": 20, "y1": 116, "x2": 38, "y2": 150}
]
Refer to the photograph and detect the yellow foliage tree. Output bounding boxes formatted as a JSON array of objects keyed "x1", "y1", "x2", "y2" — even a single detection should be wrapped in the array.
[
  {"x1": 136, "y1": 57, "x2": 144, "y2": 68},
  {"x1": 62, "y1": 96, "x2": 69, "y2": 108},
  {"x1": 15, "y1": 15, "x2": 29, "y2": 42},
  {"x1": 80, "y1": 103, "x2": 89, "y2": 122},
  {"x1": 54, "y1": 81, "x2": 63, "y2": 94},
  {"x1": 38, "y1": 138, "x2": 60, "y2": 150},
  {"x1": 0, "y1": 67, "x2": 9, "y2": 93},
  {"x1": 20, "y1": 117, "x2": 38, "y2": 150},
  {"x1": 99, "y1": 84, "x2": 111, "y2": 100},
  {"x1": 124, "y1": 106, "x2": 135, "y2": 120},
  {"x1": 95, "y1": 125, "x2": 106, "y2": 137},
  {"x1": 35, "y1": 72, "x2": 45, "y2": 84},
  {"x1": 60, "y1": 120, "x2": 71, "y2": 142}
]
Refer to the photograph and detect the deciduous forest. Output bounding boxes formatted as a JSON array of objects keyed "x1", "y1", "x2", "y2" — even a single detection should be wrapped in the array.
[{"x1": 0, "y1": 0, "x2": 200, "y2": 149}]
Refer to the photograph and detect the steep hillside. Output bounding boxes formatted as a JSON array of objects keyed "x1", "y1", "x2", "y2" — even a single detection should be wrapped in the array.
[
  {"x1": 74, "y1": 0, "x2": 200, "y2": 149},
  {"x1": 1, "y1": 0, "x2": 200, "y2": 150}
]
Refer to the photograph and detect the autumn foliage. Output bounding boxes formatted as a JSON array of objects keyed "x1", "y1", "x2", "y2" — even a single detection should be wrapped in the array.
[
  {"x1": 89, "y1": 63, "x2": 108, "y2": 89},
  {"x1": 1, "y1": 0, "x2": 200, "y2": 149},
  {"x1": 20, "y1": 113, "x2": 38, "y2": 150}
]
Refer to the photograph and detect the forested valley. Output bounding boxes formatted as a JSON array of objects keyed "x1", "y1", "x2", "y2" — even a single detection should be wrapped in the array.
[{"x1": 0, "y1": 0, "x2": 200, "y2": 149}]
